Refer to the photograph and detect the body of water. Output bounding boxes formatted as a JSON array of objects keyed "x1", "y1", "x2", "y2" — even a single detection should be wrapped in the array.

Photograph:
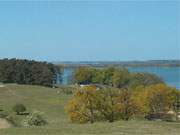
[
  {"x1": 127, "y1": 67, "x2": 180, "y2": 89},
  {"x1": 59, "y1": 67, "x2": 180, "y2": 89}
]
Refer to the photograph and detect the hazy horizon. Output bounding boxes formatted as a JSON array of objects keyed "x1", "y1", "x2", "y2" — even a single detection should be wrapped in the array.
[
  {"x1": 0, "y1": 58, "x2": 180, "y2": 63},
  {"x1": 0, "y1": 1, "x2": 179, "y2": 61}
]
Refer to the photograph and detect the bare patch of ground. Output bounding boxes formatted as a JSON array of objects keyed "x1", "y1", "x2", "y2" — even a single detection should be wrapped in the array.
[
  {"x1": 0, "y1": 84, "x2": 5, "y2": 88},
  {"x1": 0, "y1": 118, "x2": 11, "y2": 129}
]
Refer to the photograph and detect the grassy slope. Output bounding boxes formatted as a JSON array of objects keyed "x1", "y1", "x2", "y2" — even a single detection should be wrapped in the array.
[{"x1": 0, "y1": 84, "x2": 179, "y2": 135}]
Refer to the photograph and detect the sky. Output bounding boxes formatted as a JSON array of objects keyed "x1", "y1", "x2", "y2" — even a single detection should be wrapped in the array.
[{"x1": 0, "y1": 1, "x2": 179, "y2": 62}]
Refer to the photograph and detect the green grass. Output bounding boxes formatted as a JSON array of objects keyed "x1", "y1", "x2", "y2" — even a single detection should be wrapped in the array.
[{"x1": 0, "y1": 84, "x2": 179, "y2": 135}]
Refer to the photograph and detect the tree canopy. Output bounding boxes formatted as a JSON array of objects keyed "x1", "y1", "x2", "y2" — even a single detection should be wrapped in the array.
[
  {"x1": 72, "y1": 67, "x2": 163, "y2": 88},
  {"x1": 0, "y1": 59, "x2": 62, "y2": 87},
  {"x1": 65, "y1": 84, "x2": 179, "y2": 123}
]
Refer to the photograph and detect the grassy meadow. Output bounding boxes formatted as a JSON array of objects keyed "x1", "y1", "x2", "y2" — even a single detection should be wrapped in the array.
[{"x1": 0, "y1": 84, "x2": 179, "y2": 135}]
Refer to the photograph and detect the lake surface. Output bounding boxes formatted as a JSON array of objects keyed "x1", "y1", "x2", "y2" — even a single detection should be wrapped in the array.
[
  {"x1": 59, "y1": 67, "x2": 180, "y2": 89},
  {"x1": 127, "y1": 67, "x2": 180, "y2": 89}
]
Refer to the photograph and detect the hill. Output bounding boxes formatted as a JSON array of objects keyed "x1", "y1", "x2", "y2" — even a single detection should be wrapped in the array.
[{"x1": 0, "y1": 84, "x2": 179, "y2": 135}]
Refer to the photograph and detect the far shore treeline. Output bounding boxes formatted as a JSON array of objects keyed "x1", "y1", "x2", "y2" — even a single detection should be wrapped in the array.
[
  {"x1": 0, "y1": 59, "x2": 63, "y2": 87},
  {"x1": 57, "y1": 60, "x2": 180, "y2": 68}
]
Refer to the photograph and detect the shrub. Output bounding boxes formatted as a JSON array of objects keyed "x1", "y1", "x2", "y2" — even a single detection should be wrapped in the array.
[
  {"x1": 6, "y1": 115, "x2": 19, "y2": 126},
  {"x1": 13, "y1": 104, "x2": 26, "y2": 115},
  {"x1": 59, "y1": 86, "x2": 75, "y2": 95},
  {"x1": 23, "y1": 111, "x2": 47, "y2": 126},
  {"x1": 145, "y1": 113, "x2": 176, "y2": 122},
  {"x1": 163, "y1": 113, "x2": 176, "y2": 122},
  {"x1": 0, "y1": 111, "x2": 8, "y2": 118},
  {"x1": 0, "y1": 108, "x2": 3, "y2": 111}
]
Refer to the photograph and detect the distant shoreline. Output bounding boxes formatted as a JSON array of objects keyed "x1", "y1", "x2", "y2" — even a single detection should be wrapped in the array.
[{"x1": 55, "y1": 60, "x2": 180, "y2": 68}]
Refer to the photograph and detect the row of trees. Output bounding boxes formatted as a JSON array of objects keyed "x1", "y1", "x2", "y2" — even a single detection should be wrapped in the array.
[
  {"x1": 65, "y1": 84, "x2": 180, "y2": 123},
  {"x1": 0, "y1": 59, "x2": 62, "y2": 87},
  {"x1": 72, "y1": 67, "x2": 163, "y2": 88}
]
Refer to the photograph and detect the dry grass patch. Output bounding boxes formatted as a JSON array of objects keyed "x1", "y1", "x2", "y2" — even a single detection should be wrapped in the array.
[{"x1": 0, "y1": 118, "x2": 11, "y2": 129}]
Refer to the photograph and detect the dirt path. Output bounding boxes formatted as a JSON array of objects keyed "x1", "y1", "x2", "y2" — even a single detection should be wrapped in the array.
[{"x1": 0, "y1": 118, "x2": 11, "y2": 129}]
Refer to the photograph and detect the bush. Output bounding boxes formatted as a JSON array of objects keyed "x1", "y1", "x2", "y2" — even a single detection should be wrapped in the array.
[
  {"x1": 13, "y1": 104, "x2": 26, "y2": 115},
  {"x1": 163, "y1": 113, "x2": 176, "y2": 122},
  {"x1": 145, "y1": 113, "x2": 176, "y2": 122},
  {"x1": 6, "y1": 115, "x2": 19, "y2": 126},
  {"x1": 145, "y1": 113, "x2": 165, "y2": 121},
  {"x1": 0, "y1": 111, "x2": 8, "y2": 118},
  {"x1": 23, "y1": 111, "x2": 47, "y2": 126},
  {"x1": 59, "y1": 86, "x2": 75, "y2": 95},
  {"x1": 0, "y1": 108, "x2": 3, "y2": 111}
]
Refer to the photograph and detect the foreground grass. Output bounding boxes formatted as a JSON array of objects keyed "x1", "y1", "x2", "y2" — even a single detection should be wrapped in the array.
[{"x1": 0, "y1": 84, "x2": 179, "y2": 135}]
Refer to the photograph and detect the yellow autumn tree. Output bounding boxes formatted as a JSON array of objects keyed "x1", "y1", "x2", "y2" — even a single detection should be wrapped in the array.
[
  {"x1": 115, "y1": 88, "x2": 146, "y2": 120},
  {"x1": 145, "y1": 84, "x2": 176, "y2": 114},
  {"x1": 97, "y1": 88, "x2": 145, "y2": 121},
  {"x1": 65, "y1": 85, "x2": 98, "y2": 123},
  {"x1": 96, "y1": 88, "x2": 121, "y2": 122},
  {"x1": 131, "y1": 85, "x2": 150, "y2": 116},
  {"x1": 65, "y1": 83, "x2": 179, "y2": 123}
]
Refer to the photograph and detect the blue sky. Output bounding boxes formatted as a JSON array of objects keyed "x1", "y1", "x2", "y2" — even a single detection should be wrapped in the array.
[{"x1": 0, "y1": 1, "x2": 179, "y2": 61}]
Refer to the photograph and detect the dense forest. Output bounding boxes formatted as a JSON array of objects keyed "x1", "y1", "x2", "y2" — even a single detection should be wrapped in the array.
[{"x1": 0, "y1": 59, "x2": 62, "y2": 87}]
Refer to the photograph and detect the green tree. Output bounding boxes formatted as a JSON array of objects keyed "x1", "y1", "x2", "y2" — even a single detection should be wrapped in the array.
[
  {"x1": 73, "y1": 67, "x2": 93, "y2": 84},
  {"x1": 112, "y1": 68, "x2": 130, "y2": 88},
  {"x1": 129, "y1": 72, "x2": 163, "y2": 88},
  {"x1": 102, "y1": 67, "x2": 115, "y2": 85},
  {"x1": 96, "y1": 88, "x2": 120, "y2": 122},
  {"x1": 91, "y1": 69, "x2": 104, "y2": 84},
  {"x1": 13, "y1": 104, "x2": 26, "y2": 115},
  {"x1": 0, "y1": 59, "x2": 61, "y2": 87}
]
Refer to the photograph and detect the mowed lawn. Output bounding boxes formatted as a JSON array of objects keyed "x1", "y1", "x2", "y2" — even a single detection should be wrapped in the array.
[{"x1": 0, "y1": 84, "x2": 179, "y2": 135}]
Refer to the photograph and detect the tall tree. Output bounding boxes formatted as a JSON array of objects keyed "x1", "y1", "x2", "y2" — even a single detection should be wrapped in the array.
[{"x1": 0, "y1": 59, "x2": 62, "y2": 87}]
